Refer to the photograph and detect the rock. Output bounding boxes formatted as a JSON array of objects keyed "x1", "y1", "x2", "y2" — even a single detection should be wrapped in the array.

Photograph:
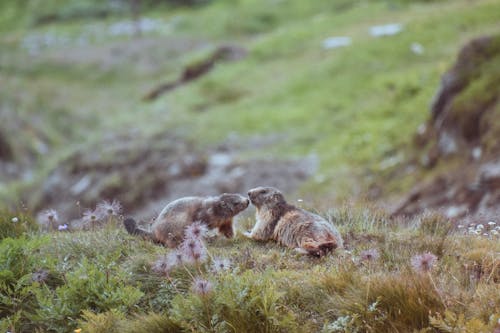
[
  {"x1": 478, "y1": 161, "x2": 500, "y2": 188},
  {"x1": 369, "y1": 23, "x2": 403, "y2": 37},
  {"x1": 32, "y1": 132, "x2": 315, "y2": 221},
  {"x1": 392, "y1": 35, "x2": 500, "y2": 220},
  {"x1": 322, "y1": 37, "x2": 352, "y2": 50}
]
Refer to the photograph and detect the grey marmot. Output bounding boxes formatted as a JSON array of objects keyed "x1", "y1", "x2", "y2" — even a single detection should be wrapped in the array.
[
  {"x1": 244, "y1": 186, "x2": 343, "y2": 257},
  {"x1": 124, "y1": 193, "x2": 249, "y2": 247}
]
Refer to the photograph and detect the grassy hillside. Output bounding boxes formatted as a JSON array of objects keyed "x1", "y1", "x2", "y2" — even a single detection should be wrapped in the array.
[
  {"x1": 1, "y1": 0, "x2": 499, "y2": 331},
  {"x1": 1, "y1": 0, "x2": 499, "y2": 204}
]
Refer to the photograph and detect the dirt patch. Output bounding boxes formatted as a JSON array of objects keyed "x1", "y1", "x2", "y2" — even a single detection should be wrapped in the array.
[
  {"x1": 32, "y1": 131, "x2": 316, "y2": 223},
  {"x1": 392, "y1": 35, "x2": 500, "y2": 221}
]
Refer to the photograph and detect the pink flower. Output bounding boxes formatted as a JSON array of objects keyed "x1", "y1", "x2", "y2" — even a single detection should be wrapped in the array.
[
  {"x1": 360, "y1": 249, "x2": 380, "y2": 262},
  {"x1": 184, "y1": 222, "x2": 208, "y2": 240},
  {"x1": 82, "y1": 208, "x2": 102, "y2": 227},
  {"x1": 180, "y1": 237, "x2": 208, "y2": 264},
  {"x1": 411, "y1": 252, "x2": 437, "y2": 273},
  {"x1": 152, "y1": 255, "x2": 170, "y2": 274},
  {"x1": 37, "y1": 209, "x2": 60, "y2": 229},
  {"x1": 211, "y1": 257, "x2": 232, "y2": 273},
  {"x1": 191, "y1": 277, "x2": 213, "y2": 296},
  {"x1": 166, "y1": 250, "x2": 184, "y2": 268},
  {"x1": 97, "y1": 199, "x2": 122, "y2": 217}
]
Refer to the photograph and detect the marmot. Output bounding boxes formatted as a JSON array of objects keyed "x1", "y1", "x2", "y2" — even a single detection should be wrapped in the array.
[
  {"x1": 124, "y1": 193, "x2": 249, "y2": 247},
  {"x1": 244, "y1": 187, "x2": 343, "y2": 257}
]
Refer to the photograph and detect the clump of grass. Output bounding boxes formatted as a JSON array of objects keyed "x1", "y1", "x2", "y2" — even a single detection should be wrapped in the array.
[
  {"x1": 78, "y1": 309, "x2": 183, "y2": 333},
  {"x1": 170, "y1": 270, "x2": 298, "y2": 333},
  {"x1": 0, "y1": 209, "x2": 38, "y2": 240}
]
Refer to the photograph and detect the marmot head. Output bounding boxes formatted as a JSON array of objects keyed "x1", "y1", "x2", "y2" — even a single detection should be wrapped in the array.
[
  {"x1": 213, "y1": 193, "x2": 249, "y2": 217},
  {"x1": 247, "y1": 187, "x2": 285, "y2": 209}
]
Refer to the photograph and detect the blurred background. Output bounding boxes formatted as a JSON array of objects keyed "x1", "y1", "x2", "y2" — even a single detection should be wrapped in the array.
[{"x1": 0, "y1": 0, "x2": 499, "y2": 223}]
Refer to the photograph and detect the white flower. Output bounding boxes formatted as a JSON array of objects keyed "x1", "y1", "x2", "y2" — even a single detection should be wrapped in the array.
[
  {"x1": 476, "y1": 224, "x2": 484, "y2": 229},
  {"x1": 11, "y1": 217, "x2": 19, "y2": 223},
  {"x1": 487, "y1": 221, "x2": 496, "y2": 226}
]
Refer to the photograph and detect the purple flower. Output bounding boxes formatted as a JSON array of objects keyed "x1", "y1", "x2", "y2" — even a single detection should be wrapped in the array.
[
  {"x1": 32, "y1": 269, "x2": 49, "y2": 283},
  {"x1": 180, "y1": 237, "x2": 208, "y2": 264},
  {"x1": 166, "y1": 250, "x2": 184, "y2": 268},
  {"x1": 191, "y1": 277, "x2": 213, "y2": 296},
  {"x1": 58, "y1": 224, "x2": 68, "y2": 231},
  {"x1": 184, "y1": 222, "x2": 208, "y2": 240},
  {"x1": 211, "y1": 257, "x2": 232, "y2": 273},
  {"x1": 152, "y1": 255, "x2": 169, "y2": 274},
  {"x1": 37, "y1": 209, "x2": 60, "y2": 229},
  {"x1": 360, "y1": 249, "x2": 380, "y2": 262},
  {"x1": 97, "y1": 199, "x2": 122, "y2": 217},
  {"x1": 82, "y1": 208, "x2": 102, "y2": 227},
  {"x1": 411, "y1": 252, "x2": 437, "y2": 273}
]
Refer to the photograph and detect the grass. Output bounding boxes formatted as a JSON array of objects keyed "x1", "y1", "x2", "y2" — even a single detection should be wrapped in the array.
[
  {"x1": 0, "y1": 207, "x2": 498, "y2": 332},
  {"x1": 2, "y1": 0, "x2": 499, "y2": 205},
  {"x1": 1, "y1": 0, "x2": 500, "y2": 331}
]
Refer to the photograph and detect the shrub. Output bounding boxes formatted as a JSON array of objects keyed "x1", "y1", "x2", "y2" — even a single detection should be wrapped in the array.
[
  {"x1": 29, "y1": 259, "x2": 144, "y2": 332},
  {"x1": 170, "y1": 270, "x2": 298, "y2": 333}
]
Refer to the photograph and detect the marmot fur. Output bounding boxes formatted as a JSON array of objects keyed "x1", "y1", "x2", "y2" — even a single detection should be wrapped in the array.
[
  {"x1": 244, "y1": 186, "x2": 343, "y2": 257},
  {"x1": 124, "y1": 193, "x2": 249, "y2": 247}
]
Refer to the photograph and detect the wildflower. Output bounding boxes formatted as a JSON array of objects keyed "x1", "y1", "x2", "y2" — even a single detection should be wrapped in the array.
[
  {"x1": 191, "y1": 277, "x2": 213, "y2": 296},
  {"x1": 211, "y1": 257, "x2": 232, "y2": 273},
  {"x1": 82, "y1": 208, "x2": 102, "y2": 227},
  {"x1": 74, "y1": 329, "x2": 82, "y2": 333},
  {"x1": 97, "y1": 199, "x2": 122, "y2": 217},
  {"x1": 477, "y1": 224, "x2": 484, "y2": 229},
  {"x1": 37, "y1": 209, "x2": 59, "y2": 229},
  {"x1": 58, "y1": 224, "x2": 68, "y2": 231},
  {"x1": 11, "y1": 217, "x2": 18, "y2": 223},
  {"x1": 184, "y1": 222, "x2": 208, "y2": 240},
  {"x1": 491, "y1": 230, "x2": 498, "y2": 236},
  {"x1": 487, "y1": 221, "x2": 496, "y2": 226},
  {"x1": 360, "y1": 248, "x2": 380, "y2": 262},
  {"x1": 411, "y1": 252, "x2": 437, "y2": 273},
  {"x1": 180, "y1": 237, "x2": 208, "y2": 264},
  {"x1": 166, "y1": 250, "x2": 184, "y2": 268},
  {"x1": 32, "y1": 269, "x2": 49, "y2": 283},
  {"x1": 152, "y1": 255, "x2": 170, "y2": 274}
]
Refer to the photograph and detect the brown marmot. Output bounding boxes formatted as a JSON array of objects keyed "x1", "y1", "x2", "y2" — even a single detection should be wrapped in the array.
[
  {"x1": 124, "y1": 193, "x2": 249, "y2": 247},
  {"x1": 244, "y1": 186, "x2": 343, "y2": 257}
]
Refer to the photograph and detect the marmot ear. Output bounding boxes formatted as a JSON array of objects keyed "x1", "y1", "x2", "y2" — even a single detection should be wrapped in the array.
[{"x1": 272, "y1": 193, "x2": 282, "y2": 202}]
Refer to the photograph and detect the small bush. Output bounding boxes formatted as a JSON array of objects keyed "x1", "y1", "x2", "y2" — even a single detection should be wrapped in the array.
[
  {"x1": 29, "y1": 259, "x2": 144, "y2": 332},
  {"x1": 170, "y1": 270, "x2": 298, "y2": 333}
]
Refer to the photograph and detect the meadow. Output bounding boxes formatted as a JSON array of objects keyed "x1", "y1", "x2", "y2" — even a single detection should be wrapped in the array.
[{"x1": 1, "y1": 0, "x2": 499, "y2": 331}]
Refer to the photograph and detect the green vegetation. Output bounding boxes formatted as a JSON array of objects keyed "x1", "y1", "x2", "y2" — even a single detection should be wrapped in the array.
[
  {"x1": 1, "y1": 0, "x2": 500, "y2": 331},
  {"x1": 1, "y1": 0, "x2": 499, "y2": 203},
  {"x1": 0, "y1": 208, "x2": 498, "y2": 332}
]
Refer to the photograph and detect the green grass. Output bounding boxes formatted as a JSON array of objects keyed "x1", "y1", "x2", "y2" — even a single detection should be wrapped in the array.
[
  {"x1": 0, "y1": 208, "x2": 498, "y2": 332},
  {"x1": 1, "y1": 1, "x2": 500, "y2": 330},
  {"x1": 1, "y1": 0, "x2": 499, "y2": 203}
]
